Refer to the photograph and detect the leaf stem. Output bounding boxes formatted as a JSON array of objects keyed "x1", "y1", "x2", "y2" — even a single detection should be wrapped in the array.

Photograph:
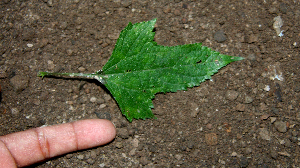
[{"x1": 38, "y1": 71, "x2": 106, "y2": 84}]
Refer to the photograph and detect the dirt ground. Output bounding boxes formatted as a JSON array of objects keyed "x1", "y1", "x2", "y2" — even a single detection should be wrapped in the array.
[{"x1": 1, "y1": 0, "x2": 300, "y2": 167}]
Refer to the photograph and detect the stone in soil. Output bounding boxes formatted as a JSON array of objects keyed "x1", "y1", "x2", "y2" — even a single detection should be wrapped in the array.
[
  {"x1": 258, "y1": 128, "x2": 271, "y2": 140},
  {"x1": 205, "y1": 133, "x2": 218, "y2": 145},
  {"x1": 118, "y1": 128, "x2": 129, "y2": 139},
  {"x1": 214, "y1": 30, "x2": 227, "y2": 43},
  {"x1": 244, "y1": 96, "x2": 253, "y2": 104},
  {"x1": 270, "y1": 149, "x2": 278, "y2": 159},
  {"x1": 140, "y1": 156, "x2": 150, "y2": 166},
  {"x1": 225, "y1": 90, "x2": 239, "y2": 101},
  {"x1": 274, "y1": 121, "x2": 287, "y2": 133},
  {"x1": 94, "y1": 111, "x2": 111, "y2": 120},
  {"x1": 77, "y1": 154, "x2": 84, "y2": 160},
  {"x1": 10, "y1": 75, "x2": 29, "y2": 92},
  {"x1": 175, "y1": 154, "x2": 183, "y2": 160},
  {"x1": 90, "y1": 96, "x2": 97, "y2": 103},
  {"x1": 11, "y1": 107, "x2": 20, "y2": 115},
  {"x1": 86, "y1": 158, "x2": 95, "y2": 164},
  {"x1": 236, "y1": 103, "x2": 245, "y2": 112},
  {"x1": 131, "y1": 137, "x2": 139, "y2": 148},
  {"x1": 115, "y1": 142, "x2": 123, "y2": 149}
]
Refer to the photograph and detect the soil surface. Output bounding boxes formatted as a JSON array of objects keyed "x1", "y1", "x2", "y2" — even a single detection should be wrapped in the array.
[{"x1": 1, "y1": 0, "x2": 300, "y2": 167}]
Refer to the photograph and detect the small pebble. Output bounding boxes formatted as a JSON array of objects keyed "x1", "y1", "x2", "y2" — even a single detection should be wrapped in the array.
[
  {"x1": 206, "y1": 123, "x2": 213, "y2": 129},
  {"x1": 77, "y1": 154, "x2": 84, "y2": 160},
  {"x1": 291, "y1": 137, "x2": 298, "y2": 143},
  {"x1": 97, "y1": 98, "x2": 105, "y2": 104},
  {"x1": 10, "y1": 75, "x2": 29, "y2": 92},
  {"x1": 163, "y1": 6, "x2": 171, "y2": 13},
  {"x1": 236, "y1": 103, "x2": 245, "y2": 112},
  {"x1": 175, "y1": 154, "x2": 182, "y2": 160},
  {"x1": 274, "y1": 121, "x2": 287, "y2": 133},
  {"x1": 95, "y1": 112, "x2": 111, "y2": 120},
  {"x1": 247, "y1": 34, "x2": 258, "y2": 43},
  {"x1": 278, "y1": 151, "x2": 291, "y2": 157},
  {"x1": 90, "y1": 97, "x2": 97, "y2": 103},
  {"x1": 259, "y1": 102, "x2": 268, "y2": 111},
  {"x1": 187, "y1": 141, "x2": 194, "y2": 149},
  {"x1": 270, "y1": 149, "x2": 278, "y2": 159},
  {"x1": 115, "y1": 142, "x2": 123, "y2": 149},
  {"x1": 174, "y1": 9, "x2": 181, "y2": 15},
  {"x1": 291, "y1": 130, "x2": 298, "y2": 137},
  {"x1": 75, "y1": 17, "x2": 83, "y2": 25},
  {"x1": 47, "y1": 0, "x2": 53, "y2": 6},
  {"x1": 86, "y1": 158, "x2": 95, "y2": 164},
  {"x1": 78, "y1": 67, "x2": 86, "y2": 72},
  {"x1": 66, "y1": 49, "x2": 73, "y2": 55},
  {"x1": 129, "y1": 148, "x2": 136, "y2": 156},
  {"x1": 231, "y1": 152, "x2": 238, "y2": 157},
  {"x1": 260, "y1": 114, "x2": 270, "y2": 120},
  {"x1": 140, "y1": 156, "x2": 150, "y2": 166},
  {"x1": 269, "y1": 7, "x2": 277, "y2": 14},
  {"x1": 245, "y1": 79, "x2": 256, "y2": 87},
  {"x1": 108, "y1": 33, "x2": 119, "y2": 40},
  {"x1": 258, "y1": 128, "x2": 271, "y2": 140},
  {"x1": 190, "y1": 107, "x2": 199, "y2": 117},
  {"x1": 90, "y1": 150, "x2": 97, "y2": 159},
  {"x1": 32, "y1": 99, "x2": 40, "y2": 106},
  {"x1": 244, "y1": 96, "x2": 253, "y2": 104},
  {"x1": 283, "y1": 138, "x2": 291, "y2": 147},
  {"x1": 60, "y1": 22, "x2": 68, "y2": 29},
  {"x1": 264, "y1": 85, "x2": 270, "y2": 91},
  {"x1": 245, "y1": 148, "x2": 252, "y2": 154},
  {"x1": 65, "y1": 153, "x2": 73, "y2": 159},
  {"x1": 214, "y1": 30, "x2": 227, "y2": 43},
  {"x1": 11, "y1": 108, "x2": 20, "y2": 115},
  {"x1": 22, "y1": 28, "x2": 36, "y2": 41},
  {"x1": 121, "y1": 0, "x2": 131, "y2": 7},
  {"x1": 118, "y1": 128, "x2": 129, "y2": 139},
  {"x1": 131, "y1": 138, "x2": 139, "y2": 148},
  {"x1": 99, "y1": 104, "x2": 106, "y2": 109},
  {"x1": 225, "y1": 90, "x2": 239, "y2": 101},
  {"x1": 205, "y1": 133, "x2": 218, "y2": 145},
  {"x1": 103, "y1": 94, "x2": 111, "y2": 101}
]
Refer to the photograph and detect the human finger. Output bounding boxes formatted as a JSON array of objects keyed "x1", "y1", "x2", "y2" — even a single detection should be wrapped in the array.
[{"x1": 0, "y1": 119, "x2": 116, "y2": 167}]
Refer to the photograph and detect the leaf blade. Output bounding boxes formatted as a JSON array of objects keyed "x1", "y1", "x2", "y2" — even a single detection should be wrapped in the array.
[{"x1": 102, "y1": 19, "x2": 243, "y2": 122}]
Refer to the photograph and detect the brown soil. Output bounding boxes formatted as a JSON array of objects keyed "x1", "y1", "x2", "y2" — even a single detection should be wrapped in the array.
[{"x1": 1, "y1": 0, "x2": 300, "y2": 167}]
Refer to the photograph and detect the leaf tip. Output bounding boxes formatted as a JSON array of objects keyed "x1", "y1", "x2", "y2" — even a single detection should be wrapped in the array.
[{"x1": 234, "y1": 56, "x2": 244, "y2": 61}]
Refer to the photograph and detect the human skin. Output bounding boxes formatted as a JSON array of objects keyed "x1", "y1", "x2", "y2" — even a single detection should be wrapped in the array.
[{"x1": 0, "y1": 119, "x2": 116, "y2": 168}]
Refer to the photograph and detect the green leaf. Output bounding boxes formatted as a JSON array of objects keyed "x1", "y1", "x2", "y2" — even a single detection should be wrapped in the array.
[
  {"x1": 101, "y1": 18, "x2": 243, "y2": 122},
  {"x1": 38, "y1": 18, "x2": 243, "y2": 122}
]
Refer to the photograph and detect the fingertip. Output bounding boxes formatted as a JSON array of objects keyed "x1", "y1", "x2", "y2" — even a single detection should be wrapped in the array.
[
  {"x1": 96, "y1": 119, "x2": 117, "y2": 143},
  {"x1": 74, "y1": 119, "x2": 116, "y2": 150}
]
